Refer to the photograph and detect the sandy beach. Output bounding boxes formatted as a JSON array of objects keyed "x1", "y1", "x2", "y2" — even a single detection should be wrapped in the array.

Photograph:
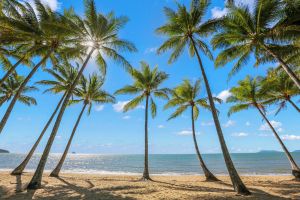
[{"x1": 0, "y1": 172, "x2": 299, "y2": 199}]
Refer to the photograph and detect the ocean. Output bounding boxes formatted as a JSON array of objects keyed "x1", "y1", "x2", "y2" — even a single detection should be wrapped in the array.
[{"x1": 0, "y1": 152, "x2": 299, "y2": 176}]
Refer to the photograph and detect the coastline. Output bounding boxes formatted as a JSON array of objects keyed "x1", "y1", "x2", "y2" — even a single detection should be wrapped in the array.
[{"x1": 0, "y1": 171, "x2": 299, "y2": 199}]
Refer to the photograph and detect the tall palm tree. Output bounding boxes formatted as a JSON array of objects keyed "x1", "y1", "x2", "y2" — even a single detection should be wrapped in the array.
[
  {"x1": 165, "y1": 79, "x2": 220, "y2": 181},
  {"x1": 261, "y1": 69, "x2": 300, "y2": 114},
  {"x1": 0, "y1": 75, "x2": 37, "y2": 106},
  {"x1": 50, "y1": 74, "x2": 115, "y2": 177},
  {"x1": 11, "y1": 63, "x2": 78, "y2": 175},
  {"x1": 212, "y1": 0, "x2": 300, "y2": 89},
  {"x1": 27, "y1": 0, "x2": 136, "y2": 189},
  {"x1": 0, "y1": 0, "x2": 82, "y2": 134},
  {"x1": 156, "y1": 0, "x2": 250, "y2": 194},
  {"x1": 115, "y1": 62, "x2": 169, "y2": 181},
  {"x1": 228, "y1": 76, "x2": 300, "y2": 180}
]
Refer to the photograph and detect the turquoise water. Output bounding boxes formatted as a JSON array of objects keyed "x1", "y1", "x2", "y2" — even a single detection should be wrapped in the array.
[{"x1": 0, "y1": 153, "x2": 299, "y2": 175}]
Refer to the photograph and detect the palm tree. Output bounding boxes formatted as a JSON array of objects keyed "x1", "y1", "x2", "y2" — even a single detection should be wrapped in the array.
[
  {"x1": 50, "y1": 74, "x2": 115, "y2": 177},
  {"x1": 156, "y1": 0, "x2": 250, "y2": 194},
  {"x1": 0, "y1": 75, "x2": 37, "y2": 106},
  {"x1": 212, "y1": 0, "x2": 300, "y2": 89},
  {"x1": 27, "y1": 0, "x2": 136, "y2": 189},
  {"x1": 11, "y1": 63, "x2": 78, "y2": 175},
  {"x1": 0, "y1": 0, "x2": 82, "y2": 134},
  {"x1": 227, "y1": 76, "x2": 300, "y2": 180},
  {"x1": 115, "y1": 61, "x2": 169, "y2": 181},
  {"x1": 165, "y1": 79, "x2": 219, "y2": 181},
  {"x1": 261, "y1": 69, "x2": 300, "y2": 114}
]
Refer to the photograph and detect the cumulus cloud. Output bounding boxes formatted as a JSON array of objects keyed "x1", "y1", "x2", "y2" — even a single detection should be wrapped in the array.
[
  {"x1": 231, "y1": 132, "x2": 248, "y2": 137},
  {"x1": 281, "y1": 135, "x2": 300, "y2": 141},
  {"x1": 200, "y1": 121, "x2": 214, "y2": 126},
  {"x1": 158, "y1": 125, "x2": 165, "y2": 129},
  {"x1": 223, "y1": 120, "x2": 235, "y2": 128},
  {"x1": 122, "y1": 115, "x2": 131, "y2": 120},
  {"x1": 177, "y1": 130, "x2": 200, "y2": 136},
  {"x1": 144, "y1": 47, "x2": 158, "y2": 54},
  {"x1": 113, "y1": 101, "x2": 144, "y2": 112},
  {"x1": 211, "y1": 7, "x2": 228, "y2": 18},
  {"x1": 259, "y1": 120, "x2": 283, "y2": 132},
  {"x1": 245, "y1": 121, "x2": 251, "y2": 126},
  {"x1": 95, "y1": 105, "x2": 104, "y2": 111},
  {"x1": 217, "y1": 90, "x2": 232, "y2": 102}
]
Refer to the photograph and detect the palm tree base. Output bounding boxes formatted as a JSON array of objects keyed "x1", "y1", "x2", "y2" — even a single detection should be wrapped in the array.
[
  {"x1": 292, "y1": 170, "x2": 300, "y2": 181},
  {"x1": 235, "y1": 185, "x2": 251, "y2": 196},
  {"x1": 11, "y1": 169, "x2": 23, "y2": 176},
  {"x1": 49, "y1": 172, "x2": 59, "y2": 178},
  {"x1": 27, "y1": 181, "x2": 41, "y2": 190},
  {"x1": 205, "y1": 175, "x2": 220, "y2": 182},
  {"x1": 140, "y1": 175, "x2": 152, "y2": 181}
]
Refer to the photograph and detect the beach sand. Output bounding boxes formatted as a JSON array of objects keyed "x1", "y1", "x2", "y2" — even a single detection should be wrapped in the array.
[{"x1": 0, "y1": 172, "x2": 299, "y2": 199}]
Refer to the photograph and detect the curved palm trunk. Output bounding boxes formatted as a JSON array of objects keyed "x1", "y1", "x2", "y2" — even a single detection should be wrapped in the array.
[
  {"x1": 287, "y1": 99, "x2": 300, "y2": 113},
  {"x1": 256, "y1": 106, "x2": 300, "y2": 180},
  {"x1": 263, "y1": 45, "x2": 300, "y2": 90},
  {"x1": 0, "y1": 50, "x2": 53, "y2": 134},
  {"x1": 50, "y1": 103, "x2": 87, "y2": 177},
  {"x1": 0, "y1": 55, "x2": 26, "y2": 86},
  {"x1": 142, "y1": 95, "x2": 151, "y2": 181},
  {"x1": 191, "y1": 38, "x2": 250, "y2": 195},
  {"x1": 191, "y1": 106, "x2": 218, "y2": 181},
  {"x1": 27, "y1": 49, "x2": 94, "y2": 190},
  {"x1": 11, "y1": 93, "x2": 66, "y2": 175}
]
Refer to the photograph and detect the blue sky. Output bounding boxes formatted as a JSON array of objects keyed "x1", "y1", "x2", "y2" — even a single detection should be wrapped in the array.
[{"x1": 0, "y1": 0, "x2": 299, "y2": 154}]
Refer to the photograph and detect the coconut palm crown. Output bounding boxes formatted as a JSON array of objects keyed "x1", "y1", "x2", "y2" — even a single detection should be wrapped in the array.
[{"x1": 212, "y1": 0, "x2": 300, "y2": 87}]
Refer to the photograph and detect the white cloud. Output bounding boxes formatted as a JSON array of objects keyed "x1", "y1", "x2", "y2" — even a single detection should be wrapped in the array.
[
  {"x1": 144, "y1": 47, "x2": 158, "y2": 54},
  {"x1": 259, "y1": 120, "x2": 283, "y2": 132},
  {"x1": 223, "y1": 120, "x2": 235, "y2": 128},
  {"x1": 217, "y1": 90, "x2": 232, "y2": 102},
  {"x1": 177, "y1": 130, "x2": 200, "y2": 136},
  {"x1": 281, "y1": 135, "x2": 300, "y2": 141},
  {"x1": 211, "y1": 7, "x2": 228, "y2": 18},
  {"x1": 95, "y1": 105, "x2": 104, "y2": 111},
  {"x1": 231, "y1": 132, "x2": 248, "y2": 137},
  {"x1": 158, "y1": 125, "x2": 165, "y2": 129},
  {"x1": 27, "y1": 0, "x2": 59, "y2": 11},
  {"x1": 113, "y1": 101, "x2": 144, "y2": 112},
  {"x1": 122, "y1": 115, "x2": 131, "y2": 120},
  {"x1": 200, "y1": 121, "x2": 214, "y2": 126},
  {"x1": 245, "y1": 121, "x2": 251, "y2": 126}
]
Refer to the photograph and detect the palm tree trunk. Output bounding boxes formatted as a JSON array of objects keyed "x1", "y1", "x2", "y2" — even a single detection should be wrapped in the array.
[
  {"x1": 0, "y1": 55, "x2": 26, "y2": 86},
  {"x1": 142, "y1": 95, "x2": 151, "y2": 181},
  {"x1": 0, "y1": 50, "x2": 54, "y2": 134},
  {"x1": 11, "y1": 93, "x2": 66, "y2": 175},
  {"x1": 50, "y1": 103, "x2": 87, "y2": 177},
  {"x1": 287, "y1": 99, "x2": 300, "y2": 113},
  {"x1": 256, "y1": 105, "x2": 300, "y2": 180},
  {"x1": 191, "y1": 38, "x2": 250, "y2": 195},
  {"x1": 262, "y1": 45, "x2": 300, "y2": 90},
  {"x1": 191, "y1": 106, "x2": 219, "y2": 181},
  {"x1": 27, "y1": 48, "x2": 95, "y2": 190}
]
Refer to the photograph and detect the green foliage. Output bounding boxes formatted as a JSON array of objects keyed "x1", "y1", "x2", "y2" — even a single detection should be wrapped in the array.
[
  {"x1": 165, "y1": 79, "x2": 218, "y2": 120},
  {"x1": 156, "y1": 0, "x2": 219, "y2": 64},
  {"x1": 115, "y1": 61, "x2": 169, "y2": 118},
  {"x1": 0, "y1": 75, "x2": 38, "y2": 106}
]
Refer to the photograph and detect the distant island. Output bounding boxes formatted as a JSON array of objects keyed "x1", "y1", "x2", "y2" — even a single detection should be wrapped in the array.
[
  {"x1": 0, "y1": 149, "x2": 9, "y2": 153},
  {"x1": 258, "y1": 150, "x2": 281, "y2": 153},
  {"x1": 293, "y1": 150, "x2": 300, "y2": 153}
]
